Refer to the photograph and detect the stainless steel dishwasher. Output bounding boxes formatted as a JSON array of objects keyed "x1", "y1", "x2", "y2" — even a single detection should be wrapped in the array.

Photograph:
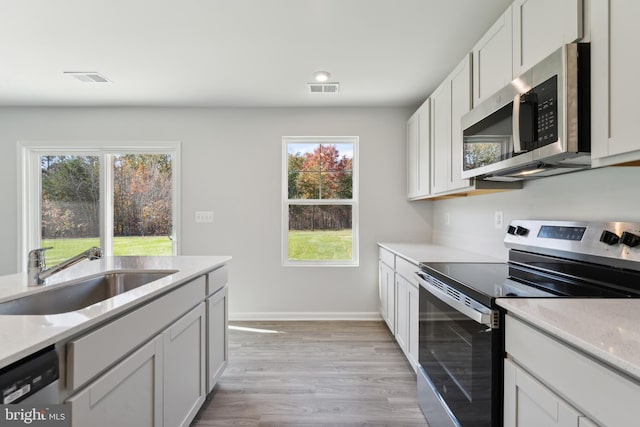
[{"x1": 0, "y1": 346, "x2": 59, "y2": 404}]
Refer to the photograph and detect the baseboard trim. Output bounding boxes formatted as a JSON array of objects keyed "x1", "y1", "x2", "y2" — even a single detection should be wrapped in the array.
[{"x1": 229, "y1": 312, "x2": 382, "y2": 321}]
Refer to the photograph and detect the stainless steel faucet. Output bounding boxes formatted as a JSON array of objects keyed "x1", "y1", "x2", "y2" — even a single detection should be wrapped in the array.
[{"x1": 27, "y1": 247, "x2": 103, "y2": 286}]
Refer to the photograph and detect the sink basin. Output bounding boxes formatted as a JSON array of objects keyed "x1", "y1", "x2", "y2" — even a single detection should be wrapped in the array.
[{"x1": 0, "y1": 270, "x2": 178, "y2": 315}]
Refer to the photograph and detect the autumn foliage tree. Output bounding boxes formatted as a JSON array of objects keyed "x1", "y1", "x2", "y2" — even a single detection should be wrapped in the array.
[{"x1": 287, "y1": 144, "x2": 353, "y2": 231}]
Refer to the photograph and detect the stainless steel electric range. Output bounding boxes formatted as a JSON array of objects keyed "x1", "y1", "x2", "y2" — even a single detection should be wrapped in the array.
[{"x1": 415, "y1": 220, "x2": 640, "y2": 427}]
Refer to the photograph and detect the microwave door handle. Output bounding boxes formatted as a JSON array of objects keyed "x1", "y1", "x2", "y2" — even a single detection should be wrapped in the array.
[
  {"x1": 512, "y1": 94, "x2": 524, "y2": 154},
  {"x1": 423, "y1": 281, "x2": 493, "y2": 327}
]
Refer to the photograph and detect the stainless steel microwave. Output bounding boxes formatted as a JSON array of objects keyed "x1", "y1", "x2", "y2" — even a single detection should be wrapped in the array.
[{"x1": 461, "y1": 43, "x2": 590, "y2": 181}]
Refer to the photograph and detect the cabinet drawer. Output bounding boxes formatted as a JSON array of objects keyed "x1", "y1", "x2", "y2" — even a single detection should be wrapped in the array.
[
  {"x1": 379, "y1": 248, "x2": 395, "y2": 268},
  {"x1": 395, "y1": 257, "x2": 418, "y2": 284},
  {"x1": 67, "y1": 276, "x2": 206, "y2": 390},
  {"x1": 207, "y1": 265, "x2": 228, "y2": 296},
  {"x1": 505, "y1": 315, "x2": 640, "y2": 427}
]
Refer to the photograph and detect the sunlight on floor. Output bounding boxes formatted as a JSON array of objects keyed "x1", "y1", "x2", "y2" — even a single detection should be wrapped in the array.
[{"x1": 228, "y1": 324, "x2": 285, "y2": 334}]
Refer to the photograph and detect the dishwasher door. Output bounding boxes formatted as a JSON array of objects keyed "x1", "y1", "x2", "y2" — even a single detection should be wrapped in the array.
[{"x1": 0, "y1": 346, "x2": 60, "y2": 404}]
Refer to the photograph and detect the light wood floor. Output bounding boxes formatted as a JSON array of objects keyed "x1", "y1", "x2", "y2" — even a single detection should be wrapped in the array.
[{"x1": 191, "y1": 321, "x2": 429, "y2": 427}]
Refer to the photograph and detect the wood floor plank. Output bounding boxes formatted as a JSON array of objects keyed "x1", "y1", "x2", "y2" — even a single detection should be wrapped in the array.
[{"x1": 190, "y1": 321, "x2": 428, "y2": 427}]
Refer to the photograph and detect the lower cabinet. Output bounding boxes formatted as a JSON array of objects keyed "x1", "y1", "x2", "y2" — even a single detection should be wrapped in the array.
[
  {"x1": 379, "y1": 260, "x2": 395, "y2": 333},
  {"x1": 69, "y1": 303, "x2": 206, "y2": 427},
  {"x1": 378, "y1": 246, "x2": 419, "y2": 371},
  {"x1": 66, "y1": 268, "x2": 229, "y2": 427},
  {"x1": 206, "y1": 285, "x2": 228, "y2": 393},
  {"x1": 163, "y1": 303, "x2": 206, "y2": 427},
  {"x1": 68, "y1": 335, "x2": 164, "y2": 427},
  {"x1": 504, "y1": 358, "x2": 589, "y2": 427}
]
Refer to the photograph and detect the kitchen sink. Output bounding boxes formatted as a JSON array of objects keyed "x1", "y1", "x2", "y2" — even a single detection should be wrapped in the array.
[{"x1": 0, "y1": 270, "x2": 178, "y2": 315}]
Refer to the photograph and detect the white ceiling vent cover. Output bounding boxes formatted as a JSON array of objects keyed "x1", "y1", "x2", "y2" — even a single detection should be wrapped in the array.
[
  {"x1": 308, "y1": 83, "x2": 340, "y2": 94},
  {"x1": 64, "y1": 72, "x2": 112, "y2": 83}
]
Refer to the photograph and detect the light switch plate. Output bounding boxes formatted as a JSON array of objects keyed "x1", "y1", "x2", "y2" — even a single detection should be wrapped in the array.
[
  {"x1": 494, "y1": 211, "x2": 503, "y2": 229},
  {"x1": 195, "y1": 211, "x2": 214, "y2": 223}
]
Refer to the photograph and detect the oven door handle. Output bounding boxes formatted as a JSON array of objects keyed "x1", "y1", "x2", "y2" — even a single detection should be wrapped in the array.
[{"x1": 415, "y1": 272, "x2": 494, "y2": 327}]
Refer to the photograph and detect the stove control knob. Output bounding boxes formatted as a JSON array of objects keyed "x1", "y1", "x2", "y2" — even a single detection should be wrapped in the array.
[
  {"x1": 599, "y1": 230, "x2": 620, "y2": 245},
  {"x1": 620, "y1": 231, "x2": 640, "y2": 248},
  {"x1": 515, "y1": 226, "x2": 529, "y2": 236},
  {"x1": 507, "y1": 225, "x2": 517, "y2": 235}
]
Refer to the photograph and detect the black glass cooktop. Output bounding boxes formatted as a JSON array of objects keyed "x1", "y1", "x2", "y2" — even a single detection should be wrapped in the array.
[{"x1": 419, "y1": 258, "x2": 640, "y2": 307}]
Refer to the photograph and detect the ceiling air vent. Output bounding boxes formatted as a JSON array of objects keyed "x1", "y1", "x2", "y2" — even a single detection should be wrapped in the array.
[
  {"x1": 64, "y1": 72, "x2": 112, "y2": 83},
  {"x1": 308, "y1": 83, "x2": 340, "y2": 94}
]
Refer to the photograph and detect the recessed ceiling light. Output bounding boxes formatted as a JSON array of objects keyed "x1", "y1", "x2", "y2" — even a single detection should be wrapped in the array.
[
  {"x1": 64, "y1": 72, "x2": 112, "y2": 83},
  {"x1": 313, "y1": 71, "x2": 331, "y2": 82}
]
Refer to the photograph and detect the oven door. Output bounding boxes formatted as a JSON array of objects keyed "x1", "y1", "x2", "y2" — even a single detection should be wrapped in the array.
[{"x1": 416, "y1": 272, "x2": 500, "y2": 427}]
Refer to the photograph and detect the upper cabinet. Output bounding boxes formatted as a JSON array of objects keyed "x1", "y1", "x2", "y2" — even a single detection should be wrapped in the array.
[
  {"x1": 431, "y1": 54, "x2": 474, "y2": 196},
  {"x1": 513, "y1": 0, "x2": 583, "y2": 76},
  {"x1": 590, "y1": 0, "x2": 640, "y2": 166},
  {"x1": 407, "y1": 99, "x2": 430, "y2": 200},
  {"x1": 472, "y1": 5, "x2": 513, "y2": 107}
]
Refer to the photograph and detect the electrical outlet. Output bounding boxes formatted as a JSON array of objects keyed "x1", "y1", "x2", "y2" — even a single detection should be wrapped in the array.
[
  {"x1": 494, "y1": 211, "x2": 503, "y2": 229},
  {"x1": 445, "y1": 212, "x2": 450, "y2": 226},
  {"x1": 195, "y1": 211, "x2": 214, "y2": 223}
]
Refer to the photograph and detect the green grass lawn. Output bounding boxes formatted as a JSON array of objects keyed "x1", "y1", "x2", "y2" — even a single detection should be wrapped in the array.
[
  {"x1": 288, "y1": 229, "x2": 352, "y2": 260},
  {"x1": 42, "y1": 236, "x2": 173, "y2": 265}
]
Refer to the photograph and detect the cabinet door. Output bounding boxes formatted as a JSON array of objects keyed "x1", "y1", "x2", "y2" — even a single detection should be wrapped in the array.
[
  {"x1": 504, "y1": 358, "x2": 583, "y2": 427},
  {"x1": 449, "y1": 53, "x2": 473, "y2": 191},
  {"x1": 513, "y1": 0, "x2": 583, "y2": 75},
  {"x1": 407, "y1": 99, "x2": 430, "y2": 200},
  {"x1": 163, "y1": 303, "x2": 206, "y2": 427},
  {"x1": 379, "y1": 261, "x2": 395, "y2": 333},
  {"x1": 207, "y1": 285, "x2": 229, "y2": 393},
  {"x1": 67, "y1": 335, "x2": 163, "y2": 427},
  {"x1": 591, "y1": 0, "x2": 640, "y2": 165},
  {"x1": 395, "y1": 274, "x2": 409, "y2": 353},
  {"x1": 473, "y1": 5, "x2": 513, "y2": 106},
  {"x1": 430, "y1": 79, "x2": 451, "y2": 194},
  {"x1": 406, "y1": 280, "x2": 419, "y2": 371}
]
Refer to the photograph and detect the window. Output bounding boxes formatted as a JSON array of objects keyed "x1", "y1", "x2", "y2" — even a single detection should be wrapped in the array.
[
  {"x1": 19, "y1": 142, "x2": 180, "y2": 269},
  {"x1": 282, "y1": 136, "x2": 358, "y2": 266}
]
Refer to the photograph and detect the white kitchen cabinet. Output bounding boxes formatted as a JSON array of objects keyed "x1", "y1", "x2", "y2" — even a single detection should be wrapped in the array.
[
  {"x1": 504, "y1": 358, "x2": 586, "y2": 427},
  {"x1": 407, "y1": 99, "x2": 430, "y2": 200},
  {"x1": 472, "y1": 5, "x2": 513, "y2": 106},
  {"x1": 504, "y1": 314, "x2": 640, "y2": 427},
  {"x1": 68, "y1": 335, "x2": 164, "y2": 427},
  {"x1": 431, "y1": 54, "x2": 474, "y2": 195},
  {"x1": 378, "y1": 247, "x2": 396, "y2": 334},
  {"x1": 207, "y1": 284, "x2": 228, "y2": 392},
  {"x1": 394, "y1": 259, "x2": 419, "y2": 371},
  {"x1": 163, "y1": 302, "x2": 206, "y2": 427},
  {"x1": 430, "y1": 78, "x2": 451, "y2": 195},
  {"x1": 513, "y1": 0, "x2": 583, "y2": 76},
  {"x1": 379, "y1": 260, "x2": 395, "y2": 333},
  {"x1": 590, "y1": 0, "x2": 640, "y2": 166}
]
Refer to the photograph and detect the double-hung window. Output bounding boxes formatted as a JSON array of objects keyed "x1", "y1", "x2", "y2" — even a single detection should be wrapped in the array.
[
  {"x1": 282, "y1": 136, "x2": 358, "y2": 266},
  {"x1": 19, "y1": 142, "x2": 180, "y2": 269}
]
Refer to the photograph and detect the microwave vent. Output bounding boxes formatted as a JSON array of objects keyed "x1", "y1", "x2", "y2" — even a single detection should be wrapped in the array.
[{"x1": 64, "y1": 72, "x2": 111, "y2": 83}]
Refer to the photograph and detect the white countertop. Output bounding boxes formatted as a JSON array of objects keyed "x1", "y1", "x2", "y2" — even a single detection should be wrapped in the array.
[
  {"x1": 0, "y1": 255, "x2": 231, "y2": 369},
  {"x1": 497, "y1": 298, "x2": 640, "y2": 381},
  {"x1": 378, "y1": 242, "x2": 503, "y2": 265}
]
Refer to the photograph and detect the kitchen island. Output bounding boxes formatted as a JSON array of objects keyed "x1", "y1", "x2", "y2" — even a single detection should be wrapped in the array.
[{"x1": 0, "y1": 255, "x2": 230, "y2": 427}]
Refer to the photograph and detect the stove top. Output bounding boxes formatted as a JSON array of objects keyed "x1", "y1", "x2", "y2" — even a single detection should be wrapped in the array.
[
  {"x1": 418, "y1": 220, "x2": 640, "y2": 307},
  {"x1": 419, "y1": 261, "x2": 637, "y2": 307}
]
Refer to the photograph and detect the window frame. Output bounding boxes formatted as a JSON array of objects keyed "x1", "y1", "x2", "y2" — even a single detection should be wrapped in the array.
[
  {"x1": 282, "y1": 136, "x2": 359, "y2": 267},
  {"x1": 17, "y1": 141, "x2": 181, "y2": 272}
]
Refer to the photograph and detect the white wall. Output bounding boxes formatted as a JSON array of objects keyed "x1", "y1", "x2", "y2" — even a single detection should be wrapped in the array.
[
  {"x1": 0, "y1": 107, "x2": 433, "y2": 319},
  {"x1": 431, "y1": 166, "x2": 640, "y2": 259}
]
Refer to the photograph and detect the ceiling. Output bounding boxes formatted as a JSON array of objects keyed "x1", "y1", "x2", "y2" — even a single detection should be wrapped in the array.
[{"x1": 0, "y1": 0, "x2": 512, "y2": 108}]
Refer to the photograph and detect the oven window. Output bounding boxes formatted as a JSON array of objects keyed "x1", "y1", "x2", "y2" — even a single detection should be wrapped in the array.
[{"x1": 419, "y1": 286, "x2": 494, "y2": 426}]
